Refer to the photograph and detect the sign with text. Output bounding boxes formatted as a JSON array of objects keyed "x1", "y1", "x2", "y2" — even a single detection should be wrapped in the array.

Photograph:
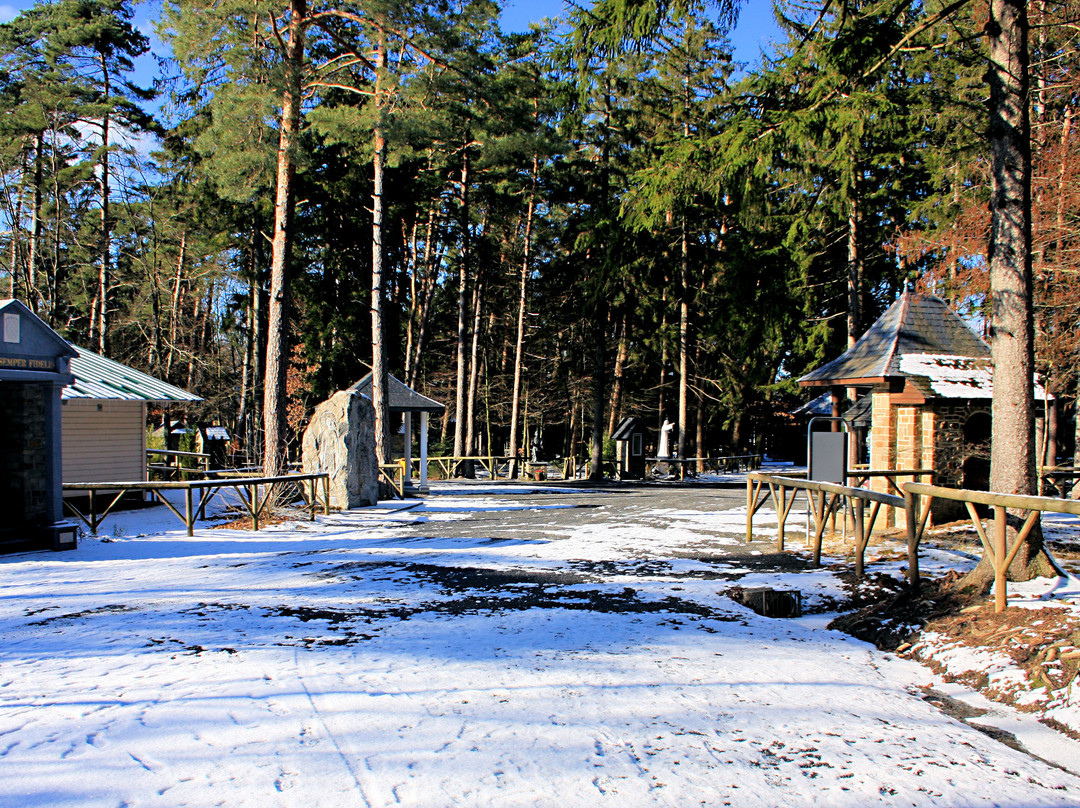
[{"x1": 0, "y1": 354, "x2": 58, "y2": 372}]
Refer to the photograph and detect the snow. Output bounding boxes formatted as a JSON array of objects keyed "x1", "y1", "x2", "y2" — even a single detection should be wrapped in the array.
[
  {"x1": 896, "y1": 353, "x2": 1051, "y2": 400},
  {"x1": 3, "y1": 485, "x2": 1080, "y2": 806}
]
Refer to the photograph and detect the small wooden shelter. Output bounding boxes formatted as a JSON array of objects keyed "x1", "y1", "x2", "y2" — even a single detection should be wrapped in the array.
[
  {"x1": 62, "y1": 345, "x2": 202, "y2": 488},
  {"x1": 612, "y1": 416, "x2": 647, "y2": 479},
  {"x1": 350, "y1": 373, "x2": 445, "y2": 493},
  {"x1": 798, "y1": 288, "x2": 1048, "y2": 523}
]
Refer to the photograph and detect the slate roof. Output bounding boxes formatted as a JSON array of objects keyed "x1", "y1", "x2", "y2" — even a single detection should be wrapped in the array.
[
  {"x1": 349, "y1": 372, "x2": 446, "y2": 414},
  {"x1": 789, "y1": 391, "x2": 871, "y2": 425},
  {"x1": 898, "y1": 354, "x2": 1051, "y2": 400},
  {"x1": 63, "y1": 346, "x2": 202, "y2": 402},
  {"x1": 799, "y1": 290, "x2": 989, "y2": 386}
]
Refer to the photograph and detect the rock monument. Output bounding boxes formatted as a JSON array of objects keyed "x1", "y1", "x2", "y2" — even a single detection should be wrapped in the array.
[{"x1": 302, "y1": 389, "x2": 378, "y2": 508}]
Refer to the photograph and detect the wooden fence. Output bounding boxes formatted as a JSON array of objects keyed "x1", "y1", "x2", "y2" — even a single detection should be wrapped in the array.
[
  {"x1": 904, "y1": 482, "x2": 1080, "y2": 612},
  {"x1": 63, "y1": 473, "x2": 330, "y2": 537},
  {"x1": 746, "y1": 472, "x2": 909, "y2": 578},
  {"x1": 747, "y1": 472, "x2": 1080, "y2": 612}
]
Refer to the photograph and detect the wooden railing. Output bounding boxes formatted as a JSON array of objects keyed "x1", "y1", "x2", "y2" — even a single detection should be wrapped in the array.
[
  {"x1": 904, "y1": 482, "x2": 1080, "y2": 612},
  {"x1": 746, "y1": 472, "x2": 909, "y2": 578},
  {"x1": 747, "y1": 471, "x2": 1080, "y2": 612},
  {"x1": 379, "y1": 461, "x2": 406, "y2": 499},
  {"x1": 147, "y1": 448, "x2": 210, "y2": 480},
  {"x1": 63, "y1": 473, "x2": 330, "y2": 537}
]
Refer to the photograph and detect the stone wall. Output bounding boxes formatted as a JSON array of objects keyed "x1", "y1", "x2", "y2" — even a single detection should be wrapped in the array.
[
  {"x1": 302, "y1": 390, "x2": 378, "y2": 509},
  {"x1": 0, "y1": 383, "x2": 50, "y2": 527}
]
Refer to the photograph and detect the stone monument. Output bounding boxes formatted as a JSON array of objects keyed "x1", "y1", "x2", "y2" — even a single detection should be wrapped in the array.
[{"x1": 302, "y1": 389, "x2": 378, "y2": 508}]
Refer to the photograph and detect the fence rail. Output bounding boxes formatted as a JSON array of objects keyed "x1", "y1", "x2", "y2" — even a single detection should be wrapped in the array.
[
  {"x1": 903, "y1": 482, "x2": 1080, "y2": 611},
  {"x1": 146, "y1": 448, "x2": 210, "y2": 480},
  {"x1": 746, "y1": 472, "x2": 909, "y2": 577},
  {"x1": 63, "y1": 473, "x2": 330, "y2": 537}
]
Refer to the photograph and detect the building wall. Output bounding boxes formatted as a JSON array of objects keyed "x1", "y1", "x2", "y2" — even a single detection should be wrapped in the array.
[
  {"x1": 870, "y1": 396, "x2": 995, "y2": 527},
  {"x1": 0, "y1": 383, "x2": 52, "y2": 527},
  {"x1": 62, "y1": 399, "x2": 147, "y2": 486}
]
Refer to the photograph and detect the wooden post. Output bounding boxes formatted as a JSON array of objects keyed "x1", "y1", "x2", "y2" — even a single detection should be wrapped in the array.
[
  {"x1": 746, "y1": 477, "x2": 754, "y2": 542},
  {"x1": 777, "y1": 484, "x2": 786, "y2": 551},
  {"x1": 994, "y1": 505, "x2": 1008, "y2": 612},
  {"x1": 904, "y1": 489, "x2": 920, "y2": 588},
  {"x1": 854, "y1": 497, "x2": 865, "y2": 578},
  {"x1": 88, "y1": 489, "x2": 99, "y2": 535},
  {"x1": 251, "y1": 484, "x2": 259, "y2": 531},
  {"x1": 185, "y1": 486, "x2": 194, "y2": 537}
]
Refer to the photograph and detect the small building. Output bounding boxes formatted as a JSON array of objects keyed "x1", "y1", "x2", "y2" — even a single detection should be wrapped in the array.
[
  {"x1": 612, "y1": 416, "x2": 647, "y2": 479},
  {"x1": 62, "y1": 346, "x2": 202, "y2": 488},
  {"x1": 798, "y1": 288, "x2": 1048, "y2": 524},
  {"x1": 350, "y1": 373, "x2": 445, "y2": 493},
  {"x1": 0, "y1": 299, "x2": 77, "y2": 552}
]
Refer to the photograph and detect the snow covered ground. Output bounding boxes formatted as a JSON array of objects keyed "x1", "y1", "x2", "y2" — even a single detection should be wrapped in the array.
[{"x1": 3, "y1": 481, "x2": 1080, "y2": 807}]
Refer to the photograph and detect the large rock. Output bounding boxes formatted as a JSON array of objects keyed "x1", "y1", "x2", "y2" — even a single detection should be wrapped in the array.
[{"x1": 302, "y1": 389, "x2": 378, "y2": 508}]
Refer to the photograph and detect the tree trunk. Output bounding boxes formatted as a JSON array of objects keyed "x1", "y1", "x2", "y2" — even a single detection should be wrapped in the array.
[
  {"x1": 166, "y1": 233, "x2": 186, "y2": 378},
  {"x1": 677, "y1": 217, "x2": 690, "y2": 459},
  {"x1": 968, "y1": 0, "x2": 1057, "y2": 586},
  {"x1": 97, "y1": 51, "x2": 112, "y2": 355},
  {"x1": 452, "y1": 148, "x2": 472, "y2": 474},
  {"x1": 465, "y1": 272, "x2": 484, "y2": 456},
  {"x1": 589, "y1": 319, "x2": 607, "y2": 480},
  {"x1": 261, "y1": 0, "x2": 305, "y2": 477},
  {"x1": 28, "y1": 131, "x2": 44, "y2": 314},
  {"x1": 607, "y1": 311, "x2": 628, "y2": 437},
  {"x1": 370, "y1": 30, "x2": 391, "y2": 466},
  {"x1": 508, "y1": 157, "x2": 537, "y2": 478}
]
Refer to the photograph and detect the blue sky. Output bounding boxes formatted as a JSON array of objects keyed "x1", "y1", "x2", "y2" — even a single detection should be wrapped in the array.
[
  {"x1": 0, "y1": 0, "x2": 782, "y2": 86},
  {"x1": 501, "y1": 0, "x2": 782, "y2": 65}
]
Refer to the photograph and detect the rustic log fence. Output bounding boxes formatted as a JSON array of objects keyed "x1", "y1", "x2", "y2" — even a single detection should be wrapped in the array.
[
  {"x1": 903, "y1": 482, "x2": 1080, "y2": 612},
  {"x1": 146, "y1": 448, "x2": 210, "y2": 480},
  {"x1": 747, "y1": 472, "x2": 1080, "y2": 612},
  {"x1": 63, "y1": 473, "x2": 330, "y2": 537},
  {"x1": 746, "y1": 472, "x2": 910, "y2": 578}
]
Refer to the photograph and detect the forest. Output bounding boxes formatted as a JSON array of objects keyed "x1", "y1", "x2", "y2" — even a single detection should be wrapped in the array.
[{"x1": 1, "y1": 0, "x2": 1077, "y2": 475}]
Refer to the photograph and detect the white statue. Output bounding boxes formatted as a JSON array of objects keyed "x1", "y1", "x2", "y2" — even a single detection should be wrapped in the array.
[{"x1": 658, "y1": 419, "x2": 675, "y2": 458}]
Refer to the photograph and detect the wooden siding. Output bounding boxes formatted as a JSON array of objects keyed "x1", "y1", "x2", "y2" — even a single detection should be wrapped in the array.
[{"x1": 62, "y1": 399, "x2": 147, "y2": 486}]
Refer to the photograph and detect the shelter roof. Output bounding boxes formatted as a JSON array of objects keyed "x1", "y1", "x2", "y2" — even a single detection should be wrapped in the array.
[
  {"x1": 898, "y1": 354, "x2": 1051, "y2": 400},
  {"x1": 612, "y1": 416, "x2": 645, "y2": 441},
  {"x1": 798, "y1": 289, "x2": 988, "y2": 387},
  {"x1": 63, "y1": 346, "x2": 203, "y2": 403},
  {"x1": 349, "y1": 373, "x2": 446, "y2": 414}
]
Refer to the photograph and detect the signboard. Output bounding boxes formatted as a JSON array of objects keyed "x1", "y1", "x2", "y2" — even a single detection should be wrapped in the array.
[
  {"x1": 809, "y1": 431, "x2": 848, "y2": 484},
  {"x1": 0, "y1": 354, "x2": 59, "y2": 372}
]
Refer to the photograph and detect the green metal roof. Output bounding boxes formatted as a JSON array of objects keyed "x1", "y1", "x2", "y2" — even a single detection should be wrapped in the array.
[{"x1": 63, "y1": 346, "x2": 202, "y2": 403}]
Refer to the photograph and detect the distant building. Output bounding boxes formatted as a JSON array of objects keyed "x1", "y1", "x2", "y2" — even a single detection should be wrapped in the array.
[{"x1": 612, "y1": 416, "x2": 647, "y2": 480}]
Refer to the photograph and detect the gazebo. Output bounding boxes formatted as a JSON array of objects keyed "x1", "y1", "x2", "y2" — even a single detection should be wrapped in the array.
[
  {"x1": 350, "y1": 373, "x2": 445, "y2": 493},
  {"x1": 798, "y1": 287, "x2": 1048, "y2": 523}
]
